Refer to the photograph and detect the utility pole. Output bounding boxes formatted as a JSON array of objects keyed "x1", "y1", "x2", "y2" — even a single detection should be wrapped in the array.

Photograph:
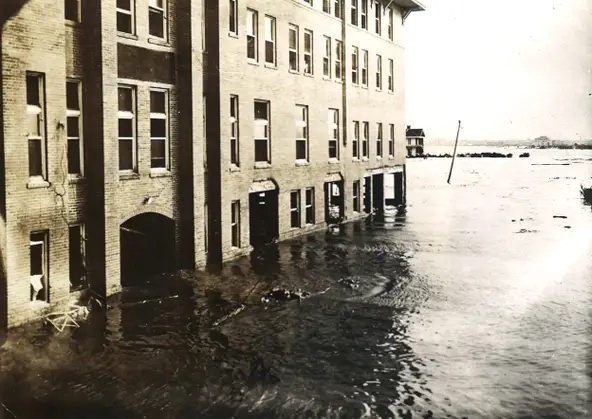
[{"x1": 447, "y1": 120, "x2": 462, "y2": 184}]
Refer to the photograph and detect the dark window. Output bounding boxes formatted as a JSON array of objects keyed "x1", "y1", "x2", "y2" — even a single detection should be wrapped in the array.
[
  {"x1": 116, "y1": 0, "x2": 134, "y2": 34},
  {"x1": 229, "y1": 0, "x2": 238, "y2": 34},
  {"x1": 69, "y1": 225, "x2": 87, "y2": 291},
  {"x1": 67, "y1": 80, "x2": 82, "y2": 175},
  {"x1": 265, "y1": 16, "x2": 276, "y2": 65},
  {"x1": 290, "y1": 190, "x2": 301, "y2": 228},
  {"x1": 65, "y1": 0, "x2": 80, "y2": 22},
  {"x1": 149, "y1": 0, "x2": 166, "y2": 39},
  {"x1": 30, "y1": 232, "x2": 48, "y2": 302},
  {"x1": 26, "y1": 73, "x2": 45, "y2": 178},
  {"x1": 150, "y1": 90, "x2": 168, "y2": 169},
  {"x1": 230, "y1": 95, "x2": 240, "y2": 166},
  {"x1": 247, "y1": 9, "x2": 258, "y2": 60},
  {"x1": 289, "y1": 25, "x2": 299, "y2": 71},
  {"x1": 305, "y1": 188, "x2": 315, "y2": 224},
  {"x1": 118, "y1": 86, "x2": 135, "y2": 171},
  {"x1": 254, "y1": 100, "x2": 270, "y2": 163},
  {"x1": 231, "y1": 201, "x2": 240, "y2": 247}
]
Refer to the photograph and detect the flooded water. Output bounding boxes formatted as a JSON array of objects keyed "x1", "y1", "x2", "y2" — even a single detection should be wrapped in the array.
[{"x1": 1, "y1": 148, "x2": 591, "y2": 418}]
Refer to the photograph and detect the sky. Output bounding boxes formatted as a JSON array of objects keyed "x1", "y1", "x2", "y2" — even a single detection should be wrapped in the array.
[{"x1": 404, "y1": 0, "x2": 592, "y2": 142}]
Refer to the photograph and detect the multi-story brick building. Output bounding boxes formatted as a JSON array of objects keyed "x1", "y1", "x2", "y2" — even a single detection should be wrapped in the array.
[{"x1": 0, "y1": 0, "x2": 423, "y2": 332}]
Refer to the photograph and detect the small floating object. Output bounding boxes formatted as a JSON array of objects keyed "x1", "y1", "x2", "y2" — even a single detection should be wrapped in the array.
[
  {"x1": 261, "y1": 288, "x2": 310, "y2": 303},
  {"x1": 338, "y1": 277, "x2": 360, "y2": 290},
  {"x1": 519, "y1": 152, "x2": 530, "y2": 158},
  {"x1": 553, "y1": 215, "x2": 568, "y2": 219}
]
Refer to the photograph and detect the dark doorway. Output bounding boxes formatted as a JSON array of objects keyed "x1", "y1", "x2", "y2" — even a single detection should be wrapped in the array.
[
  {"x1": 394, "y1": 172, "x2": 404, "y2": 205},
  {"x1": 120, "y1": 213, "x2": 175, "y2": 287},
  {"x1": 249, "y1": 190, "x2": 279, "y2": 247},
  {"x1": 363, "y1": 176, "x2": 372, "y2": 214},
  {"x1": 324, "y1": 181, "x2": 344, "y2": 224},
  {"x1": 372, "y1": 174, "x2": 384, "y2": 213}
]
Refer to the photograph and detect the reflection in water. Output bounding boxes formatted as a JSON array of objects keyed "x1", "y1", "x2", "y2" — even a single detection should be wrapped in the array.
[{"x1": 0, "y1": 148, "x2": 591, "y2": 418}]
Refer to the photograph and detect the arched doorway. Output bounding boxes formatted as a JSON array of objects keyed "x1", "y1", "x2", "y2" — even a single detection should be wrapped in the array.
[{"x1": 120, "y1": 213, "x2": 175, "y2": 286}]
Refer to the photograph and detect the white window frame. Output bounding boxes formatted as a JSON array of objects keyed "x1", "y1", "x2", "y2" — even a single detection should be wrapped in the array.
[
  {"x1": 150, "y1": 88, "x2": 169, "y2": 170},
  {"x1": 352, "y1": 46, "x2": 359, "y2": 85},
  {"x1": 353, "y1": 180, "x2": 360, "y2": 212},
  {"x1": 334, "y1": 0, "x2": 342, "y2": 19},
  {"x1": 376, "y1": 54, "x2": 382, "y2": 90},
  {"x1": 264, "y1": 15, "x2": 276, "y2": 66},
  {"x1": 69, "y1": 224, "x2": 87, "y2": 291},
  {"x1": 323, "y1": 0, "x2": 331, "y2": 13},
  {"x1": 246, "y1": 9, "x2": 258, "y2": 62},
  {"x1": 26, "y1": 72, "x2": 46, "y2": 179},
  {"x1": 374, "y1": 1, "x2": 382, "y2": 35},
  {"x1": 362, "y1": 121, "x2": 369, "y2": 159},
  {"x1": 388, "y1": 58, "x2": 394, "y2": 92},
  {"x1": 254, "y1": 100, "x2": 270, "y2": 164},
  {"x1": 360, "y1": 0, "x2": 368, "y2": 29},
  {"x1": 289, "y1": 24, "x2": 299, "y2": 72},
  {"x1": 229, "y1": 0, "x2": 238, "y2": 35},
  {"x1": 118, "y1": 85, "x2": 137, "y2": 172},
  {"x1": 376, "y1": 122, "x2": 383, "y2": 158},
  {"x1": 295, "y1": 104, "x2": 309, "y2": 162},
  {"x1": 323, "y1": 36, "x2": 332, "y2": 78},
  {"x1": 303, "y1": 29, "x2": 313, "y2": 75},
  {"x1": 352, "y1": 120, "x2": 360, "y2": 159},
  {"x1": 305, "y1": 187, "x2": 315, "y2": 224},
  {"x1": 290, "y1": 190, "x2": 301, "y2": 228},
  {"x1": 388, "y1": 7, "x2": 394, "y2": 40},
  {"x1": 351, "y1": 0, "x2": 358, "y2": 26},
  {"x1": 230, "y1": 95, "x2": 240, "y2": 166},
  {"x1": 66, "y1": 79, "x2": 83, "y2": 176},
  {"x1": 361, "y1": 49, "x2": 368, "y2": 87},
  {"x1": 116, "y1": 0, "x2": 135, "y2": 34},
  {"x1": 30, "y1": 231, "x2": 49, "y2": 303},
  {"x1": 335, "y1": 40, "x2": 343, "y2": 81},
  {"x1": 148, "y1": 0, "x2": 167, "y2": 40},
  {"x1": 328, "y1": 108, "x2": 340, "y2": 161},
  {"x1": 231, "y1": 200, "x2": 241, "y2": 248},
  {"x1": 389, "y1": 123, "x2": 395, "y2": 158}
]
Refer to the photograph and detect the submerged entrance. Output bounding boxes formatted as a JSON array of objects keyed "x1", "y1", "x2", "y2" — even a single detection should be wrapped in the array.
[
  {"x1": 363, "y1": 176, "x2": 372, "y2": 214},
  {"x1": 324, "y1": 179, "x2": 344, "y2": 224},
  {"x1": 249, "y1": 188, "x2": 279, "y2": 248},
  {"x1": 120, "y1": 213, "x2": 175, "y2": 287},
  {"x1": 372, "y1": 174, "x2": 385, "y2": 213}
]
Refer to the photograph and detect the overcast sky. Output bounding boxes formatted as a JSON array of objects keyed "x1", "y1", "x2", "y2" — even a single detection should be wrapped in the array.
[{"x1": 405, "y1": 0, "x2": 592, "y2": 142}]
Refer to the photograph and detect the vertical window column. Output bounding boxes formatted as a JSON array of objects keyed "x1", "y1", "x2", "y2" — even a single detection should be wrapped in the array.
[
  {"x1": 118, "y1": 86, "x2": 136, "y2": 172},
  {"x1": 289, "y1": 24, "x2": 299, "y2": 72},
  {"x1": 254, "y1": 100, "x2": 270, "y2": 163},
  {"x1": 352, "y1": 46, "x2": 359, "y2": 85},
  {"x1": 376, "y1": 122, "x2": 383, "y2": 158},
  {"x1": 148, "y1": 0, "x2": 167, "y2": 39},
  {"x1": 335, "y1": 40, "x2": 343, "y2": 80},
  {"x1": 305, "y1": 188, "x2": 315, "y2": 225},
  {"x1": 30, "y1": 231, "x2": 49, "y2": 302},
  {"x1": 362, "y1": 121, "x2": 369, "y2": 159},
  {"x1": 388, "y1": 58, "x2": 394, "y2": 92},
  {"x1": 246, "y1": 9, "x2": 258, "y2": 61},
  {"x1": 264, "y1": 16, "x2": 276, "y2": 66},
  {"x1": 388, "y1": 8, "x2": 394, "y2": 40},
  {"x1": 304, "y1": 30, "x2": 313, "y2": 75},
  {"x1": 376, "y1": 54, "x2": 382, "y2": 90},
  {"x1": 334, "y1": 0, "x2": 343, "y2": 19},
  {"x1": 231, "y1": 200, "x2": 241, "y2": 247},
  {"x1": 352, "y1": 120, "x2": 360, "y2": 159},
  {"x1": 389, "y1": 123, "x2": 395, "y2": 158},
  {"x1": 295, "y1": 105, "x2": 309, "y2": 162},
  {"x1": 229, "y1": 0, "x2": 238, "y2": 34},
  {"x1": 26, "y1": 73, "x2": 46, "y2": 179},
  {"x1": 150, "y1": 89, "x2": 168, "y2": 170},
  {"x1": 290, "y1": 190, "x2": 301, "y2": 228},
  {"x1": 360, "y1": 0, "x2": 368, "y2": 29},
  {"x1": 351, "y1": 0, "x2": 358, "y2": 25},
  {"x1": 374, "y1": 1, "x2": 382, "y2": 35},
  {"x1": 361, "y1": 49, "x2": 368, "y2": 86},
  {"x1": 353, "y1": 180, "x2": 360, "y2": 212},
  {"x1": 116, "y1": 0, "x2": 135, "y2": 34},
  {"x1": 230, "y1": 95, "x2": 240, "y2": 166},
  {"x1": 66, "y1": 80, "x2": 82, "y2": 176},
  {"x1": 328, "y1": 109, "x2": 340, "y2": 160},
  {"x1": 69, "y1": 225, "x2": 87, "y2": 291},
  {"x1": 323, "y1": 36, "x2": 332, "y2": 78}
]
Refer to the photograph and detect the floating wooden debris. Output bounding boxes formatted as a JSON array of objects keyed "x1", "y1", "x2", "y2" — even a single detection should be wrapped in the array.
[
  {"x1": 45, "y1": 305, "x2": 89, "y2": 332},
  {"x1": 212, "y1": 304, "x2": 245, "y2": 327}
]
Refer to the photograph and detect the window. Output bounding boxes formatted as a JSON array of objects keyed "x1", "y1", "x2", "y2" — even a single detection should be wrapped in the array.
[
  {"x1": 254, "y1": 100, "x2": 270, "y2": 163},
  {"x1": 231, "y1": 200, "x2": 241, "y2": 247},
  {"x1": 335, "y1": 40, "x2": 343, "y2": 80},
  {"x1": 65, "y1": 0, "x2": 80, "y2": 22},
  {"x1": 351, "y1": 46, "x2": 359, "y2": 85},
  {"x1": 116, "y1": 0, "x2": 134, "y2": 34},
  {"x1": 374, "y1": 1, "x2": 382, "y2": 35},
  {"x1": 69, "y1": 225, "x2": 87, "y2": 291},
  {"x1": 361, "y1": 49, "x2": 368, "y2": 86},
  {"x1": 264, "y1": 16, "x2": 276, "y2": 65},
  {"x1": 388, "y1": 58, "x2": 394, "y2": 92},
  {"x1": 150, "y1": 89, "x2": 168, "y2": 169},
  {"x1": 376, "y1": 123, "x2": 383, "y2": 158},
  {"x1": 353, "y1": 180, "x2": 360, "y2": 212},
  {"x1": 26, "y1": 73, "x2": 46, "y2": 178},
  {"x1": 362, "y1": 121, "x2": 369, "y2": 158},
  {"x1": 290, "y1": 190, "x2": 301, "y2": 228},
  {"x1": 388, "y1": 7, "x2": 394, "y2": 40},
  {"x1": 360, "y1": 0, "x2": 368, "y2": 29},
  {"x1": 376, "y1": 54, "x2": 382, "y2": 90},
  {"x1": 328, "y1": 108, "x2": 339, "y2": 160},
  {"x1": 351, "y1": 0, "x2": 358, "y2": 25},
  {"x1": 334, "y1": 0, "x2": 342, "y2": 19},
  {"x1": 30, "y1": 231, "x2": 48, "y2": 302},
  {"x1": 229, "y1": 0, "x2": 238, "y2": 34},
  {"x1": 118, "y1": 86, "x2": 136, "y2": 171},
  {"x1": 66, "y1": 80, "x2": 82, "y2": 175},
  {"x1": 295, "y1": 105, "x2": 309, "y2": 161},
  {"x1": 304, "y1": 30, "x2": 313, "y2": 75},
  {"x1": 323, "y1": 0, "x2": 331, "y2": 13},
  {"x1": 389, "y1": 123, "x2": 395, "y2": 157},
  {"x1": 305, "y1": 188, "x2": 315, "y2": 224},
  {"x1": 352, "y1": 120, "x2": 360, "y2": 159},
  {"x1": 230, "y1": 95, "x2": 240, "y2": 166},
  {"x1": 289, "y1": 24, "x2": 299, "y2": 72},
  {"x1": 247, "y1": 9, "x2": 258, "y2": 61},
  {"x1": 148, "y1": 0, "x2": 166, "y2": 39},
  {"x1": 323, "y1": 36, "x2": 331, "y2": 78}
]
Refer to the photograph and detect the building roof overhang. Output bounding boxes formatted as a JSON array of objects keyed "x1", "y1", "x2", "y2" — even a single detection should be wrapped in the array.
[{"x1": 384, "y1": 0, "x2": 425, "y2": 23}]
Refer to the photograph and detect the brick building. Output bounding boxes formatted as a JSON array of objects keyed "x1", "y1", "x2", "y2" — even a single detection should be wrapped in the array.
[{"x1": 0, "y1": 0, "x2": 423, "y2": 332}]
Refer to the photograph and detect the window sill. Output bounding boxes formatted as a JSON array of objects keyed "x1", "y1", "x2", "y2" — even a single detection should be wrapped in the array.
[
  {"x1": 264, "y1": 62, "x2": 277, "y2": 69},
  {"x1": 27, "y1": 178, "x2": 49, "y2": 189},
  {"x1": 295, "y1": 159, "x2": 309, "y2": 167},
  {"x1": 149, "y1": 169, "x2": 171, "y2": 178},
  {"x1": 65, "y1": 20, "x2": 81, "y2": 27},
  {"x1": 247, "y1": 59, "x2": 259, "y2": 66},
  {"x1": 352, "y1": 158, "x2": 360, "y2": 162},
  {"x1": 322, "y1": 76, "x2": 332, "y2": 81},
  {"x1": 388, "y1": 155, "x2": 394, "y2": 160},
  {"x1": 147, "y1": 37, "x2": 171, "y2": 47},
  {"x1": 229, "y1": 164, "x2": 241, "y2": 172},
  {"x1": 68, "y1": 175, "x2": 86, "y2": 184},
  {"x1": 328, "y1": 158, "x2": 340, "y2": 164},
  {"x1": 361, "y1": 157, "x2": 369, "y2": 162},
  {"x1": 304, "y1": 72, "x2": 314, "y2": 78},
  {"x1": 119, "y1": 172, "x2": 140, "y2": 181},
  {"x1": 117, "y1": 31, "x2": 138, "y2": 40},
  {"x1": 288, "y1": 69, "x2": 300, "y2": 75},
  {"x1": 361, "y1": 84, "x2": 369, "y2": 89},
  {"x1": 228, "y1": 31, "x2": 239, "y2": 39},
  {"x1": 376, "y1": 156, "x2": 383, "y2": 161},
  {"x1": 376, "y1": 88, "x2": 383, "y2": 93},
  {"x1": 388, "y1": 90, "x2": 394, "y2": 95},
  {"x1": 334, "y1": 79, "x2": 344, "y2": 84},
  {"x1": 254, "y1": 162, "x2": 271, "y2": 169},
  {"x1": 28, "y1": 300, "x2": 50, "y2": 309}
]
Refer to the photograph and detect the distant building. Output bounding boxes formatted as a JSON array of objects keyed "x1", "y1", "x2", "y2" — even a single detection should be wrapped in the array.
[
  {"x1": 533, "y1": 137, "x2": 552, "y2": 148},
  {"x1": 406, "y1": 126, "x2": 425, "y2": 156}
]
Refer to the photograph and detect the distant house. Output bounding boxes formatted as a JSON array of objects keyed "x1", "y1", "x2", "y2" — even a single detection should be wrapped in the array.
[{"x1": 406, "y1": 126, "x2": 425, "y2": 157}]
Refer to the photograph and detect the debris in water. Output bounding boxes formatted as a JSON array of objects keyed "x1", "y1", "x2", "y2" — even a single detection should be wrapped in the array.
[
  {"x1": 261, "y1": 288, "x2": 310, "y2": 303},
  {"x1": 338, "y1": 277, "x2": 360, "y2": 290},
  {"x1": 45, "y1": 304, "x2": 89, "y2": 332},
  {"x1": 120, "y1": 294, "x2": 180, "y2": 308},
  {"x1": 212, "y1": 304, "x2": 245, "y2": 327}
]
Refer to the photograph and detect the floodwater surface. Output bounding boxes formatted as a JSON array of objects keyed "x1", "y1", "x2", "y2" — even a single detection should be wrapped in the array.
[{"x1": 1, "y1": 148, "x2": 591, "y2": 418}]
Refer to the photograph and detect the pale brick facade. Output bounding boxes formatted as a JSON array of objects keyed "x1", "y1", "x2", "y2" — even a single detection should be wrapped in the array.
[{"x1": 0, "y1": 0, "x2": 422, "y2": 331}]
